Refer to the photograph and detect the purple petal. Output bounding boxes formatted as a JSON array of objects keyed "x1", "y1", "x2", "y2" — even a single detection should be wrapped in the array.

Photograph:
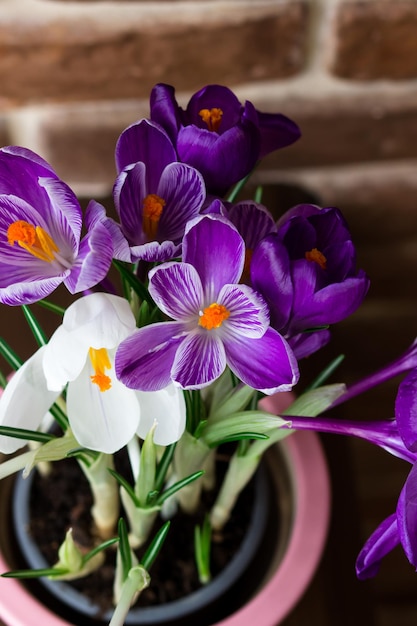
[
  {"x1": 356, "y1": 513, "x2": 399, "y2": 580},
  {"x1": 115, "y1": 321, "x2": 186, "y2": 391},
  {"x1": 257, "y1": 111, "x2": 301, "y2": 157},
  {"x1": 130, "y1": 240, "x2": 180, "y2": 263},
  {"x1": 185, "y1": 84, "x2": 242, "y2": 131},
  {"x1": 395, "y1": 369, "x2": 417, "y2": 452},
  {"x1": 115, "y1": 119, "x2": 177, "y2": 179},
  {"x1": 0, "y1": 275, "x2": 66, "y2": 306},
  {"x1": 171, "y1": 332, "x2": 226, "y2": 389},
  {"x1": 397, "y1": 463, "x2": 417, "y2": 567},
  {"x1": 157, "y1": 163, "x2": 205, "y2": 241},
  {"x1": 150, "y1": 83, "x2": 181, "y2": 144},
  {"x1": 288, "y1": 329, "x2": 331, "y2": 359},
  {"x1": 227, "y1": 201, "x2": 276, "y2": 249},
  {"x1": 290, "y1": 262, "x2": 369, "y2": 332},
  {"x1": 224, "y1": 327, "x2": 299, "y2": 394},
  {"x1": 64, "y1": 221, "x2": 113, "y2": 293},
  {"x1": 218, "y1": 283, "x2": 269, "y2": 339},
  {"x1": 183, "y1": 215, "x2": 245, "y2": 300},
  {"x1": 114, "y1": 163, "x2": 147, "y2": 243},
  {"x1": 0, "y1": 147, "x2": 57, "y2": 210},
  {"x1": 148, "y1": 262, "x2": 203, "y2": 320},
  {"x1": 38, "y1": 177, "x2": 82, "y2": 245},
  {"x1": 250, "y1": 235, "x2": 293, "y2": 331},
  {"x1": 177, "y1": 119, "x2": 260, "y2": 194}
]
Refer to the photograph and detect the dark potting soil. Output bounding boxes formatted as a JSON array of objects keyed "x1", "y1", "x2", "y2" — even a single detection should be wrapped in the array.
[{"x1": 26, "y1": 448, "x2": 257, "y2": 618}]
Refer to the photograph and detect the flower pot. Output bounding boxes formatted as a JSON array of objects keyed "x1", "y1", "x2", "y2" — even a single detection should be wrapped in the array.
[{"x1": 0, "y1": 431, "x2": 330, "y2": 626}]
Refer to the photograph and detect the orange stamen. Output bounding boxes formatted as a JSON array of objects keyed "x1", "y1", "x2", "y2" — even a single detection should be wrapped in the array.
[
  {"x1": 241, "y1": 248, "x2": 253, "y2": 284},
  {"x1": 89, "y1": 347, "x2": 112, "y2": 392},
  {"x1": 7, "y1": 220, "x2": 59, "y2": 262},
  {"x1": 198, "y1": 303, "x2": 230, "y2": 330},
  {"x1": 199, "y1": 108, "x2": 223, "y2": 132},
  {"x1": 305, "y1": 248, "x2": 327, "y2": 270},
  {"x1": 142, "y1": 194, "x2": 166, "y2": 240}
]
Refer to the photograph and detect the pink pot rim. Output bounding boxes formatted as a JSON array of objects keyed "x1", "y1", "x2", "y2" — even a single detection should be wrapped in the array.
[
  {"x1": 216, "y1": 430, "x2": 331, "y2": 626},
  {"x1": 0, "y1": 430, "x2": 330, "y2": 626}
]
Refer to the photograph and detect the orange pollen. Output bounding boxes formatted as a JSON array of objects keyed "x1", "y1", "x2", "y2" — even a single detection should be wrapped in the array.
[
  {"x1": 305, "y1": 248, "x2": 327, "y2": 270},
  {"x1": 89, "y1": 347, "x2": 112, "y2": 392},
  {"x1": 142, "y1": 194, "x2": 166, "y2": 240},
  {"x1": 198, "y1": 108, "x2": 223, "y2": 132},
  {"x1": 198, "y1": 303, "x2": 230, "y2": 331},
  {"x1": 7, "y1": 220, "x2": 59, "y2": 263}
]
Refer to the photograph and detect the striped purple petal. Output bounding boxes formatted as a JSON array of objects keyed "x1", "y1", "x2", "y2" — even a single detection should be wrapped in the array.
[
  {"x1": 183, "y1": 215, "x2": 245, "y2": 301},
  {"x1": 356, "y1": 513, "x2": 399, "y2": 580},
  {"x1": 148, "y1": 262, "x2": 204, "y2": 320},
  {"x1": 218, "y1": 283, "x2": 269, "y2": 339},
  {"x1": 172, "y1": 332, "x2": 226, "y2": 389},
  {"x1": 115, "y1": 321, "x2": 186, "y2": 391},
  {"x1": 224, "y1": 327, "x2": 299, "y2": 394}
]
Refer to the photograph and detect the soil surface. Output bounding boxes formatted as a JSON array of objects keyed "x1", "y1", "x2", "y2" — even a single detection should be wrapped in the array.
[{"x1": 25, "y1": 447, "x2": 260, "y2": 622}]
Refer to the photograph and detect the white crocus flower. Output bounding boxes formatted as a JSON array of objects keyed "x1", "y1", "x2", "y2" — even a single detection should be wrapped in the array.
[
  {"x1": 0, "y1": 346, "x2": 59, "y2": 454},
  {"x1": 0, "y1": 293, "x2": 186, "y2": 456}
]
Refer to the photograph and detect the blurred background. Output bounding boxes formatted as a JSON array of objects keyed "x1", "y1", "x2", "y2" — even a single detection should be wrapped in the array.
[{"x1": 1, "y1": 0, "x2": 417, "y2": 623}]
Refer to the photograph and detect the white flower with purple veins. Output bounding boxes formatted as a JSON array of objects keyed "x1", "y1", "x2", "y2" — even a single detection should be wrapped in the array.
[
  {"x1": 0, "y1": 147, "x2": 113, "y2": 305},
  {"x1": 0, "y1": 293, "x2": 186, "y2": 454},
  {"x1": 116, "y1": 215, "x2": 299, "y2": 393}
]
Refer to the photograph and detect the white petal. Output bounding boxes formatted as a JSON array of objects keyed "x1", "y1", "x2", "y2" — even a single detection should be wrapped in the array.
[
  {"x1": 0, "y1": 347, "x2": 60, "y2": 453},
  {"x1": 135, "y1": 383, "x2": 186, "y2": 445},
  {"x1": 63, "y1": 293, "x2": 136, "y2": 348},
  {"x1": 43, "y1": 325, "x2": 87, "y2": 390},
  {"x1": 67, "y1": 360, "x2": 140, "y2": 454}
]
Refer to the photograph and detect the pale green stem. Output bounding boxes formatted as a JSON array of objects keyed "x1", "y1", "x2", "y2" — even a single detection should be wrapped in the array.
[
  {"x1": 120, "y1": 487, "x2": 160, "y2": 548},
  {"x1": 209, "y1": 453, "x2": 260, "y2": 531},
  {"x1": 201, "y1": 448, "x2": 216, "y2": 491},
  {"x1": 80, "y1": 454, "x2": 119, "y2": 539},
  {"x1": 0, "y1": 450, "x2": 35, "y2": 480},
  {"x1": 109, "y1": 566, "x2": 150, "y2": 626},
  {"x1": 173, "y1": 430, "x2": 211, "y2": 514},
  {"x1": 210, "y1": 428, "x2": 292, "y2": 531}
]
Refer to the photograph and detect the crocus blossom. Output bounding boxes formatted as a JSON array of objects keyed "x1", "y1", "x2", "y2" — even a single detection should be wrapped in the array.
[
  {"x1": 251, "y1": 204, "x2": 369, "y2": 357},
  {"x1": 115, "y1": 215, "x2": 299, "y2": 393},
  {"x1": 0, "y1": 146, "x2": 113, "y2": 305},
  {"x1": 150, "y1": 83, "x2": 300, "y2": 195},
  {"x1": 0, "y1": 293, "x2": 186, "y2": 454},
  {"x1": 105, "y1": 119, "x2": 205, "y2": 263},
  {"x1": 283, "y1": 367, "x2": 417, "y2": 578}
]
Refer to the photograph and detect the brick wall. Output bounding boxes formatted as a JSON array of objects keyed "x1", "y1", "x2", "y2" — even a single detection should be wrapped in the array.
[{"x1": 1, "y1": 0, "x2": 417, "y2": 621}]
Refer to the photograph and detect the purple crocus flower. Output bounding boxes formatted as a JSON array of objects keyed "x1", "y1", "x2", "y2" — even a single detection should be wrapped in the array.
[
  {"x1": 251, "y1": 204, "x2": 369, "y2": 357},
  {"x1": 277, "y1": 367, "x2": 417, "y2": 579},
  {"x1": 0, "y1": 146, "x2": 113, "y2": 305},
  {"x1": 115, "y1": 214, "x2": 299, "y2": 393},
  {"x1": 150, "y1": 83, "x2": 300, "y2": 195},
  {"x1": 105, "y1": 119, "x2": 206, "y2": 263}
]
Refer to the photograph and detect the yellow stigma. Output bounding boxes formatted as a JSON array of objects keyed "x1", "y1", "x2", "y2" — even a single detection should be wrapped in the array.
[
  {"x1": 305, "y1": 247, "x2": 327, "y2": 270},
  {"x1": 198, "y1": 303, "x2": 230, "y2": 330},
  {"x1": 7, "y1": 220, "x2": 59, "y2": 262},
  {"x1": 89, "y1": 347, "x2": 112, "y2": 392},
  {"x1": 142, "y1": 194, "x2": 166, "y2": 240},
  {"x1": 198, "y1": 108, "x2": 223, "y2": 132}
]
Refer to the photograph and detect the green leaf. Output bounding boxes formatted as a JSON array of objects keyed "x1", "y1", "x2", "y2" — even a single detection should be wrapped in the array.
[
  {"x1": 112, "y1": 260, "x2": 155, "y2": 307},
  {"x1": 141, "y1": 521, "x2": 170, "y2": 571},
  {"x1": 108, "y1": 469, "x2": 139, "y2": 506},
  {"x1": 157, "y1": 470, "x2": 204, "y2": 505},
  {"x1": 36, "y1": 299, "x2": 65, "y2": 316},
  {"x1": 2, "y1": 568, "x2": 68, "y2": 579},
  {"x1": 194, "y1": 515, "x2": 212, "y2": 584},
  {"x1": 154, "y1": 443, "x2": 176, "y2": 492},
  {"x1": 0, "y1": 338, "x2": 22, "y2": 371},
  {"x1": 254, "y1": 185, "x2": 263, "y2": 203},
  {"x1": 21, "y1": 305, "x2": 48, "y2": 347},
  {"x1": 0, "y1": 426, "x2": 55, "y2": 444},
  {"x1": 304, "y1": 354, "x2": 345, "y2": 391},
  {"x1": 117, "y1": 518, "x2": 132, "y2": 580},
  {"x1": 282, "y1": 383, "x2": 346, "y2": 417}
]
